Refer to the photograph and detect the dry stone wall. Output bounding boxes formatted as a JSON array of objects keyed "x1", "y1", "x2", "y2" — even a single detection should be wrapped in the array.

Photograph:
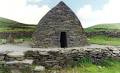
[
  {"x1": 24, "y1": 47, "x2": 120, "y2": 68},
  {"x1": 0, "y1": 47, "x2": 119, "y2": 69}
]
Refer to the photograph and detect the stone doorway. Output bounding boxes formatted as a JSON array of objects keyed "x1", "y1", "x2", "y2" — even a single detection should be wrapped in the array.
[{"x1": 60, "y1": 32, "x2": 67, "y2": 48}]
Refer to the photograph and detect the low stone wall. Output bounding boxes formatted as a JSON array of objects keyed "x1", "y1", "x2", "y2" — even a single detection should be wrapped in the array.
[
  {"x1": 0, "y1": 31, "x2": 34, "y2": 39},
  {"x1": 0, "y1": 47, "x2": 120, "y2": 67},
  {"x1": 24, "y1": 47, "x2": 120, "y2": 68},
  {"x1": 0, "y1": 47, "x2": 120, "y2": 72},
  {"x1": 86, "y1": 31, "x2": 120, "y2": 37}
]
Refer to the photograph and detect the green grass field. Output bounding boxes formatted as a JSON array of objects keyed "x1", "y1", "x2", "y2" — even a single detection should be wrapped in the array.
[
  {"x1": 85, "y1": 23, "x2": 120, "y2": 46},
  {"x1": 33, "y1": 58, "x2": 119, "y2": 73},
  {"x1": 0, "y1": 17, "x2": 36, "y2": 32},
  {"x1": 88, "y1": 35, "x2": 120, "y2": 46},
  {"x1": 59, "y1": 62, "x2": 120, "y2": 73},
  {"x1": 85, "y1": 23, "x2": 120, "y2": 32},
  {"x1": 0, "y1": 57, "x2": 120, "y2": 73}
]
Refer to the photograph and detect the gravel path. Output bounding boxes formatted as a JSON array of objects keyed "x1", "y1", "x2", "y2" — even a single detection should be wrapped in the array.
[{"x1": 0, "y1": 42, "x2": 120, "y2": 52}]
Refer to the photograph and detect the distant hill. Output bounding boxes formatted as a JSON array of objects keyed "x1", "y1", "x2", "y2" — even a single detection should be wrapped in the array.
[
  {"x1": 0, "y1": 17, "x2": 120, "y2": 33},
  {"x1": 85, "y1": 23, "x2": 120, "y2": 32},
  {"x1": 0, "y1": 17, "x2": 36, "y2": 32}
]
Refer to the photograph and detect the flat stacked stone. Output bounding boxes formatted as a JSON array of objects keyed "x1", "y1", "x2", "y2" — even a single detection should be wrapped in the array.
[
  {"x1": 5, "y1": 59, "x2": 33, "y2": 73},
  {"x1": 6, "y1": 52, "x2": 24, "y2": 61}
]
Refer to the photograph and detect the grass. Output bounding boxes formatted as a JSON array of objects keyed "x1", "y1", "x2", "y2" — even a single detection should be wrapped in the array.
[
  {"x1": 60, "y1": 58, "x2": 120, "y2": 73},
  {"x1": 61, "y1": 62, "x2": 120, "y2": 73},
  {"x1": 88, "y1": 35, "x2": 120, "y2": 46},
  {"x1": 0, "y1": 17, "x2": 36, "y2": 32},
  {"x1": 85, "y1": 23, "x2": 120, "y2": 32},
  {"x1": 44, "y1": 58, "x2": 120, "y2": 73},
  {"x1": 84, "y1": 23, "x2": 120, "y2": 46},
  {"x1": 0, "y1": 28, "x2": 35, "y2": 32},
  {"x1": 0, "y1": 62, "x2": 10, "y2": 73},
  {"x1": 0, "y1": 57, "x2": 120, "y2": 73},
  {"x1": 76, "y1": 59, "x2": 120, "y2": 73}
]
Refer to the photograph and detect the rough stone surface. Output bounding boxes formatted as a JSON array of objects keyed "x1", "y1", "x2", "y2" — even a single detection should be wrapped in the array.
[
  {"x1": 32, "y1": 1, "x2": 88, "y2": 48},
  {"x1": 6, "y1": 52, "x2": 24, "y2": 61},
  {"x1": 5, "y1": 59, "x2": 33, "y2": 65},
  {"x1": 5, "y1": 59, "x2": 33, "y2": 73},
  {"x1": 24, "y1": 47, "x2": 120, "y2": 68},
  {"x1": 0, "y1": 53, "x2": 5, "y2": 61},
  {"x1": 5, "y1": 61, "x2": 31, "y2": 72},
  {"x1": 7, "y1": 52, "x2": 24, "y2": 57},
  {"x1": 0, "y1": 47, "x2": 120, "y2": 69}
]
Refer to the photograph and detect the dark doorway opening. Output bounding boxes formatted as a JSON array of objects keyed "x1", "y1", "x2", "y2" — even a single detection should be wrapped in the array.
[{"x1": 60, "y1": 32, "x2": 67, "y2": 48}]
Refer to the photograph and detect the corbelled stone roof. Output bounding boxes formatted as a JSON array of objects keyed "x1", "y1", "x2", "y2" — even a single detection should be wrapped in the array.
[{"x1": 37, "y1": 1, "x2": 83, "y2": 29}]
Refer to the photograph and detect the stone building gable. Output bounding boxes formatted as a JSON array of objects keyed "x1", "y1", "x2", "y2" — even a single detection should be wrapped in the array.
[{"x1": 32, "y1": 1, "x2": 88, "y2": 48}]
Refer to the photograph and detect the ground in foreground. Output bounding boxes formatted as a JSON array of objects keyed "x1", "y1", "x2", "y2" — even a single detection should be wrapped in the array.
[{"x1": 0, "y1": 58, "x2": 120, "y2": 73}]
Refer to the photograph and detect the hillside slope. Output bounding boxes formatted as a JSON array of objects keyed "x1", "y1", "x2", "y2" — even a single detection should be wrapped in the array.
[
  {"x1": 85, "y1": 23, "x2": 120, "y2": 32},
  {"x1": 0, "y1": 17, "x2": 120, "y2": 33},
  {"x1": 0, "y1": 17, "x2": 36, "y2": 32}
]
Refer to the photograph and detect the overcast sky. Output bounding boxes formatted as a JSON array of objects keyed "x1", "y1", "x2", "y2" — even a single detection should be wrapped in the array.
[{"x1": 0, "y1": 0, "x2": 120, "y2": 28}]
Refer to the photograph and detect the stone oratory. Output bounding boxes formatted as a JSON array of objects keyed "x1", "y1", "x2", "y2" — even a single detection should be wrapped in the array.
[{"x1": 32, "y1": 1, "x2": 88, "y2": 48}]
